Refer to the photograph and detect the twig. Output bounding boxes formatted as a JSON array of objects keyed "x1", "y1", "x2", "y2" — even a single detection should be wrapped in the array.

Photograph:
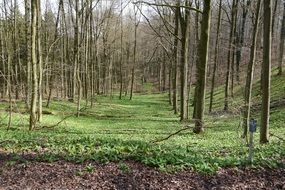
[
  {"x1": 0, "y1": 140, "x2": 17, "y2": 145},
  {"x1": 270, "y1": 133, "x2": 285, "y2": 142},
  {"x1": 134, "y1": 1, "x2": 203, "y2": 14},
  {"x1": 41, "y1": 114, "x2": 74, "y2": 129},
  {"x1": 152, "y1": 126, "x2": 193, "y2": 143},
  {"x1": 39, "y1": 106, "x2": 88, "y2": 129}
]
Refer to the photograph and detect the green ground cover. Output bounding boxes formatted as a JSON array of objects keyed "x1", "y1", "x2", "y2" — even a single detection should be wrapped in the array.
[{"x1": 0, "y1": 75, "x2": 284, "y2": 174}]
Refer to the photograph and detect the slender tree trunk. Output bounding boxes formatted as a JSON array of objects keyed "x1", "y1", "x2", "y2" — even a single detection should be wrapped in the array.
[
  {"x1": 119, "y1": 0, "x2": 124, "y2": 100},
  {"x1": 46, "y1": 0, "x2": 62, "y2": 107},
  {"x1": 236, "y1": 0, "x2": 250, "y2": 83},
  {"x1": 209, "y1": 0, "x2": 222, "y2": 113},
  {"x1": 260, "y1": 0, "x2": 272, "y2": 144},
  {"x1": 129, "y1": 40, "x2": 136, "y2": 101},
  {"x1": 193, "y1": 0, "x2": 211, "y2": 133},
  {"x1": 242, "y1": 0, "x2": 261, "y2": 139},
  {"x1": 37, "y1": 0, "x2": 43, "y2": 122},
  {"x1": 130, "y1": 8, "x2": 139, "y2": 100},
  {"x1": 179, "y1": 1, "x2": 190, "y2": 122},
  {"x1": 192, "y1": 1, "x2": 200, "y2": 119},
  {"x1": 73, "y1": 0, "x2": 81, "y2": 117},
  {"x1": 224, "y1": 0, "x2": 237, "y2": 111},
  {"x1": 272, "y1": 0, "x2": 279, "y2": 37},
  {"x1": 30, "y1": 0, "x2": 38, "y2": 130},
  {"x1": 13, "y1": 0, "x2": 20, "y2": 100},
  {"x1": 168, "y1": 60, "x2": 172, "y2": 105},
  {"x1": 278, "y1": 1, "x2": 285, "y2": 75},
  {"x1": 0, "y1": 24, "x2": 6, "y2": 98},
  {"x1": 172, "y1": 5, "x2": 179, "y2": 114},
  {"x1": 231, "y1": 3, "x2": 238, "y2": 97}
]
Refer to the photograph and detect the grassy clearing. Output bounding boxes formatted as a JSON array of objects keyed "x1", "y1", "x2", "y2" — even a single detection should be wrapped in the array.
[{"x1": 0, "y1": 76, "x2": 284, "y2": 174}]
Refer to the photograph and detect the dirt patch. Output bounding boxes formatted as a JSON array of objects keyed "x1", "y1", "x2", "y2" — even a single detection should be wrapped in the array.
[{"x1": 0, "y1": 155, "x2": 284, "y2": 190}]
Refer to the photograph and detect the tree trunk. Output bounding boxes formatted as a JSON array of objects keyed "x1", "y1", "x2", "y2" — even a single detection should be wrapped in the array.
[
  {"x1": 172, "y1": 5, "x2": 179, "y2": 115},
  {"x1": 235, "y1": 0, "x2": 250, "y2": 83},
  {"x1": 37, "y1": 0, "x2": 43, "y2": 122},
  {"x1": 224, "y1": 0, "x2": 237, "y2": 111},
  {"x1": 242, "y1": 0, "x2": 261, "y2": 140},
  {"x1": 25, "y1": 0, "x2": 31, "y2": 106},
  {"x1": 30, "y1": 0, "x2": 38, "y2": 130},
  {"x1": 209, "y1": 0, "x2": 222, "y2": 113},
  {"x1": 130, "y1": 8, "x2": 139, "y2": 100},
  {"x1": 278, "y1": 1, "x2": 285, "y2": 75},
  {"x1": 119, "y1": 0, "x2": 124, "y2": 100},
  {"x1": 178, "y1": 0, "x2": 190, "y2": 122},
  {"x1": 74, "y1": 0, "x2": 81, "y2": 116},
  {"x1": 260, "y1": 0, "x2": 272, "y2": 144},
  {"x1": 193, "y1": 0, "x2": 211, "y2": 133}
]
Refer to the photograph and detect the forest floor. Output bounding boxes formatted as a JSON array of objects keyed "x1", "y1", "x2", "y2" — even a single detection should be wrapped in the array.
[
  {"x1": 0, "y1": 73, "x2": 284, "y2": 189},
  {"x1": 0, "y1": 158, "x2": 284, "y2": 189}
]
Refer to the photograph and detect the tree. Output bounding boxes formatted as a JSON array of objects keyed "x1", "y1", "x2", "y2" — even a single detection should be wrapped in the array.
[
  {"x1": 30, "y1": 0, "x2": 38, "y2": 130},
  {"x1": 242, "y1": 0, "x2": 261, "y2": 139},
  {"x1": 25, "y1": 0, "x2": 31, "y2": 107},
  {"x1": 74, "y1": 0, "x2": 81, "y2": 117},
  {"x1": 235, "y1": 0, "x2": 251, "y2": 83},
  {"x1": 172, "y1": 2, "x2": 179, "y2": 114},
  {"x1": 209, "y1": 0, "x2": 222, "y2": 113},
  {"x1": 193, "y1": 0, "x2": 211, "y2": 133},
  {"x1": 260, "y1": 0, "x2": 272, "y2": 144},
  {"x1": 278, "y1": 0, "x2": 285, "y2": 75},
  {"x1": 37, "y1": 0, "x2": 43, "y2": 122},
  {"x1": 224, "y1": 0, "x2": 238, "y2": 111},
  {"x1": 178, "y1": 0, "x2": 190, "y2": 122},
  {"x1": 130, "y1": 5, "x2": 140, "y2": 100}
]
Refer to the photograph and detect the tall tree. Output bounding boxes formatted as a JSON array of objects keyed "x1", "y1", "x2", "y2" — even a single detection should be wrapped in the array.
[
  {"x1": 130, "y1": 6, "x2": 140, "y2": 100},
  {"x1": 242, "y1": 0, "x2": 261, "y2": 139},
  {"x1": 224, "y1": 0, "x2": 238, "y2": 111},
  {"x1": 172, "y1": 3, "x2": 179, "y2": 114},
  {"x1": 178, "y1": 0, "x2": 190, "y2": 121},
  {"x1": 278, "y1": 0, "x2": 285, "y2": 75},
  {"x1": 30, "y1": 0, "x2": 38, "y2": 130},
  {"x1": 37, "y1": 0, "x2": 43, "y2": 122},
  {"x1": 193, "y1": 0, "x2": 211, "y2": 133},
  {"x1": 235, "y1": 0, "x2": 250, "y2": 83},
  {"x1": 25, "y1": 0, "x2": 31, "y2": 107},
  {"x1": 209, "y1": 0, "x2": 222, "y2": 113},
  {"x1": 260, "y1": 0, "x2": 272, "y2": 144}
]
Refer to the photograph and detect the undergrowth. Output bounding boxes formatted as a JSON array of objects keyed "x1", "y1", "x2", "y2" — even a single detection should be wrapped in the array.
[{"x1": 0, "y1": 75, "x2": 284, "y2": 174}]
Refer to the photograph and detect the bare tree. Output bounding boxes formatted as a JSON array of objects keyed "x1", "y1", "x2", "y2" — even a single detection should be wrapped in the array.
[{"x1": 260, "y1": 0, "x2": 272, "y2": 144}]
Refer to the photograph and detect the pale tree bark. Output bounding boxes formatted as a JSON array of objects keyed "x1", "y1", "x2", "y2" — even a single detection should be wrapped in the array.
[
  {"x1": 224, "y1": 0, "x2": 238, "y2": 111},
  {"x1": 13, "y1": 0, "x2": 20, "y2": 100},
  {"x1": 260, "y1": 0, "x2": 272, "y2": 144},
  {"x1": 209, "y1": 0, "x2": 222, "y2": 113},
  {"x1": 172, "y1": 3, "x2": 179, "y2": 114},
  {"x1": 272, "y1": 0, "x2": 279, "y2": 37},
  {"x1": 130, "y1": 6, "x2": 140, "y2": 100},
  {"x1": 25, "y1": 0, "x2": 31, "y2": 107},
  {"x1": 46, "y1": 0, "x2": 62, "y2": 108},
  {"x1": 230, "y1": 1, "x2": 238, "y2": 97},
  {"x1": 236, "y1": 0, "x2": 250, "y2": 83},
  {"x1": 242, "y1": 0, "x2": 261, "y2": 139},
  {"x1": 75, "y1": 0, "x2": 82, "y2": 117},
  {"x1": 119, "y1": 0, "x2": 124, "y2": 100},
  {"x1": 30, "y1": 0, "x2": 38, "y2": 130},
  {"x1": 37, "y1": 0, "x2": 43, "y2": 122},
  {"x1": 178, "y1": 0, "x2": 190, "y2": 122},
  {"x1": 0, "y1": 21, "x2": 6, "y2": 98},
  {"x1": 278, "y1": 0, "x2": 285, "y2": 75},
  {"x1": 192, "y1": 0, "x2": 200, "y2": 119},
  {"x1": 193, "y1": 0, "x2": 211, "y2": 133}
]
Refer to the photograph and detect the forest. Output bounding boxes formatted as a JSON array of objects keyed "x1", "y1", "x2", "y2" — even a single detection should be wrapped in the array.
[{"x1": 0, "y1": 0, "x2": 284, "y2": 189}]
